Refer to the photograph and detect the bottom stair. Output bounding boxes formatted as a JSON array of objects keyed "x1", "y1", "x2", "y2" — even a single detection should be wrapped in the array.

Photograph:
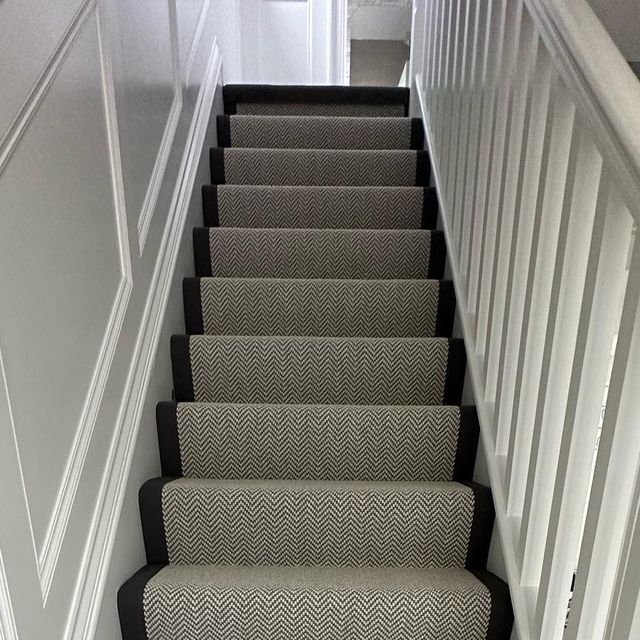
[{"x1": 120, "y1": 565, "x2": 513, "y2": 640}]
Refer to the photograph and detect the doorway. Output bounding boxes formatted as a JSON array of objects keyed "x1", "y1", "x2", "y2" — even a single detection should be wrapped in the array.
[{"x1": 346, "y1": 1, "x2": 412, "y2": 86}]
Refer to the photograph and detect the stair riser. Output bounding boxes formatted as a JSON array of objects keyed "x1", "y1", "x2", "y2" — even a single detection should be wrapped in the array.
[
  {"x1": 140, "y1": 479, "x2": 493, "y2": 569},
  {"x1": 171, "y1": 335, "x2": 467, "y2": 406},
  {"x1": 193, "y1": 228, "x2": 446, "y2": 280},
  {"x1": 183, "y1": 278, "x2": 455, "y2": 338},
  {"x1": 210, "y1": 148, "x2": 431, "y2": 187},
  {"x1": 217, "y1": 115, "x2": 424, "y2": 150},
  {"x1": 202, "y1": 185, "x2": 439, "y2": 229},
  {"x1": 223, "y1": 84, "x2": 410, "y2": 116},
  {"x1": 157, "y1": 402, "x2": 480, "y2": 482}
]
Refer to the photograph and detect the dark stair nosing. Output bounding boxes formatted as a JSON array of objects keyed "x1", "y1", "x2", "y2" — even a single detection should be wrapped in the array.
[
  {"x1": 453, "y1": 406, "x2": 481, "y2": 482},
  {"x1": 171, "y1": 335, "x2": 194, "y2": 402},
  {"x1": 422, "y1": 186, "x2": 439, "y2": 230},
  {"x1": 118, "y1": 564, "x2": 164, "y2": 640},
  {"x1": 435, "y1": 279, "x2": 456, "y2": 337},
  {"x1": 139, "y1": 478, "x2": 173, "y2": 564},
  {"x1": 182, "y1": 278, "x2": 203, "y2": 335},
  {"x1": 201, "y1": 185, "x2": 219, "y2": 227},
  {"x1": 444, "y1": 338, "x2": 467, "y2": 405},
  {"x1": 471, "y1": 569, "x2": 515, "y2": 640},
  {"x1": 223, "y1": 84, "x2": 410, "y2": 115},
  {"x1": 157, "y1": 401, "x2": 182, "y2": 477},
  {"x1": 428, "y1": 229, "x2": 447, "y2": 280},
  {"x1": 209, "y1": 148, "x2": 225, "y2": 184},
  {"x1": 463, "y1": 482, "x2": 496, "y2": 569},
  {"x1": 192, "y1": 228, "x2": 212, "y2": 277}
]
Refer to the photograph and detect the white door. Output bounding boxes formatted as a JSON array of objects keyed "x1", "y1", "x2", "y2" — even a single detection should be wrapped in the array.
[{"x1": 237, "y1": 0, "x2": 345, "y2": 85}]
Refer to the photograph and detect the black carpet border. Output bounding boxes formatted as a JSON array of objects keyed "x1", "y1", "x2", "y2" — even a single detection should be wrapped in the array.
[
  {"x1": 139, "y1": 478, "x2": 174, "y2": 564},
  {"x1": 223, "y1": 84, "x2": 410, "y2": 115},
  {"x1": 193, "y1": 227, "x2": 212, "y2": 276},
  {"x1": 202, "y1": 185, "x2": 219, "y2": 227},
  {"x1": 435, "y1": 280, "x2": 456, "y2": 337},
  {"x1": 453, "y1": 406, "x2": 480, "y2": 482},
  {"x1": 421, "y1": 186, "x2": 439, "y2": 229},
  {"x1": 209, "y1": 147, "x2": 225, "y2": 184},
  {"x1": 157, "y1": 402, "x2": 182, "y2": 477},
  {"x1": 171, "y1": 335, "x2": 194, "y2": 402},
  {"x1": 410, "y1": 118, "x2": 424, "y2": 149},
  {"x1": 216, "y1": 115, "x2": 231, "y2": 147},
  {"x1": 443, "y1": 338, "x2": 466, "y2": 404},
  {"x1": 460, "y1": 481, "x2": 495, "y2": 570},
  {"x1": 118, "y1": 564, "x2": 163, "y2": 640},
  {"x1": 427, "y1": 230, "x2": 446, "y2": 279},
  {"x1": 183, "y1": 278, "x2": 204, "y2": 335},
  {"x1": 471, "y1": 569, "x2": 515, "y2": 639},
  {"x1": 415, "y1": 150, "x2": 431, "y2": 185}
]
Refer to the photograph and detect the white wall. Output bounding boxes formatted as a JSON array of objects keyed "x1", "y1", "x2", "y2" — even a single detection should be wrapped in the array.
[
  {"x1": 237, "y1": 0, "x2": 341, "y2": 85},
  {"x1": 588, "y1": 0, "x2": 640, "y2": 62},
  {"x1": 0, "y1": 1, "x2": 231, "y2": 638}
]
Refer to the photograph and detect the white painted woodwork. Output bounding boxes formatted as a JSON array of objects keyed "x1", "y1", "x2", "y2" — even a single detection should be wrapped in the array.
[
  {"x1": 0, "y1": 0, "x2": 228, "y2": 638},
  {"x1": 410, "y1": 0, "x2": 640, "y2": 638},
  {"x1": 237, "y1": 0, "x2": 343, "y2": 85}
]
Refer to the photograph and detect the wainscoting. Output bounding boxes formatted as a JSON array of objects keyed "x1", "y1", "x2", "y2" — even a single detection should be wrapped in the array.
[{"x1": 0, "y1": 1, "x2": 228, "y2": 637}]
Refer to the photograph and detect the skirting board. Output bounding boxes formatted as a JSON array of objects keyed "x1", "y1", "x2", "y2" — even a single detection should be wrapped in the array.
[
  {"x1": 62, "y1": 38, "x2": 222, "y2": 640},
  {"x1": 413, "y1": 74, "x2": 527, "y2": 640}
]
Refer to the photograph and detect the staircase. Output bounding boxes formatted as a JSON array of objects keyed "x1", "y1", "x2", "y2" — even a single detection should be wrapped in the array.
[{"x1": 118, "y1": 85, "x2": 514, "y2": 640}]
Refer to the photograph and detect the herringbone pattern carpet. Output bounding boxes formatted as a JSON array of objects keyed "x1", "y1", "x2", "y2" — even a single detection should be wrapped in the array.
[
  {"x1": 196, "y1": 277, "x2": 442, "y2": 337},
  {"x1": 118, "y1": 84, "x2": 512, "y2": 640},
  {"x1": 220, "y1": 148, "x2": 420, "y2": 186},
  {"x1": 188, "y1": 335, "x2": 450, "y2": 405},
  {"x1": 214, "y1": 185, "x2": 426, "y2": 229},
  {"x1": 207, "y1": 228, "x2": 435, "y2": 279},
  {"x1": 173, "y1": 403, "x2": 462, "y2": 480},
  {"x1": 143, "y1": 566, "x2": 491, "y2": 640},
  {"x1": 158, "y1": 479, "x2": 474, "y2": 567},
  {"x1": 226, "y1": 115, "x2": 413, "y2": 149}
]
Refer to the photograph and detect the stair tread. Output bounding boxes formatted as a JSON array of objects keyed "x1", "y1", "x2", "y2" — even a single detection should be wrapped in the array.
[
  {"x1": 121, "y1": 565, "x2": 511, "y2": 640},
  {"x1": 158, "y1": 401, "x2": 478, "y2": 481},
  {"x1": 141, "y1": 477, "x2": 493, "y2": 568},
  {"x1": 203, "y1": 184, "x2": 437, "y2": 229},
  {"x1": 196, "y1": 227, "x2": 445, "y2": 280},
  {"x1": 172, "y1": 334, "x2": 466, "y2": 406},
  {"x1": 184, "y1": 276, "x2": 454, "y2": 337},
  {"x1": 217, "y1": 114, "x2": 423, "y2": 149},
  {"x1": 139, "y1": 562, "x2": 491, "y2": 588},
  {"x1": 210, "y1": 147, "x2": 430, "y2": 186}
]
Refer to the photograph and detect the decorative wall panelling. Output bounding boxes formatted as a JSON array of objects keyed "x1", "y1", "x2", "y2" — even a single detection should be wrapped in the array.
[{"x1": 0, "y1": 0, "x2": 225, "y2": 637}]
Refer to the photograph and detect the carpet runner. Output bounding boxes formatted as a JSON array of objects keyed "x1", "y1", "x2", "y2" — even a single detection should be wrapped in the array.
[{"x1": 118, "y1": 84, "x2": 513, "y2": 640}]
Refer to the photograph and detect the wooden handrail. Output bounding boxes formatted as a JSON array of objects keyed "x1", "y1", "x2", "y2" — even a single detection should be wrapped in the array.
[{"x1": 527, "y1": 0, "x2": 640, "y2": 218}]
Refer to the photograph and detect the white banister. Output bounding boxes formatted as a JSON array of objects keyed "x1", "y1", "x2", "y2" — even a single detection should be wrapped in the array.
[{"x1": 411, "y1": 0, "x2": 640, "y2": 637}]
